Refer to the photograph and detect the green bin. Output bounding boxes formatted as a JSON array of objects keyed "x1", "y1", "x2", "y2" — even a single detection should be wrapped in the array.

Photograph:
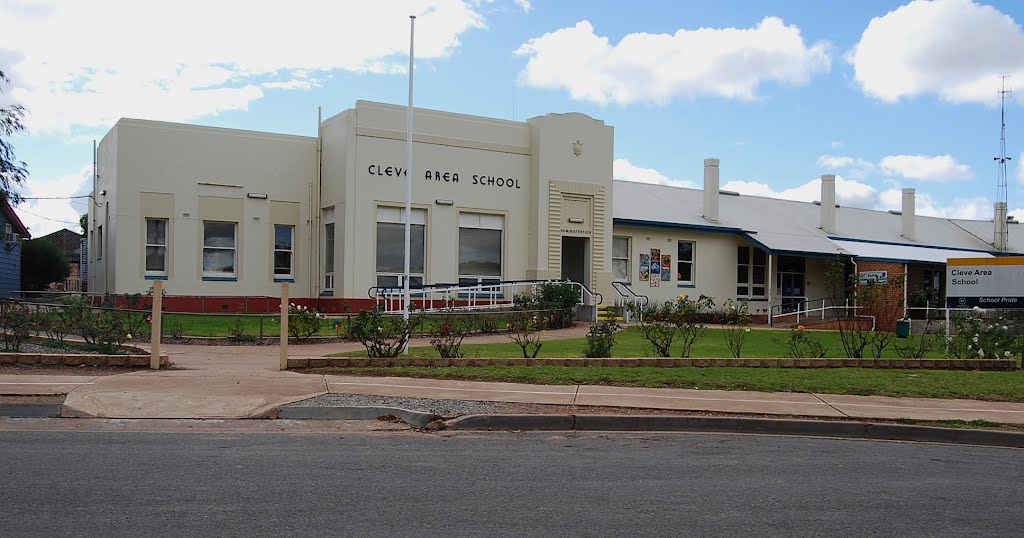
[{"x1": 896, "y1": 319, "x2": 911, "y2": 338}]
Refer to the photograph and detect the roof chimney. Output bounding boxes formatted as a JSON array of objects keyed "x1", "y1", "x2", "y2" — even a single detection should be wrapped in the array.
[
  {"x1": 995, "y1": 202, "x2": 1008, "y2": 251},
  {"x1": 901, "y1": 188, "x2": 915, "y2": 241},
  {"x1": 703, "y1": 158, "x2": 719, "y2": 223},
  {"x1": 820, "y1": 174, "x2": 836, "y2": 234}
]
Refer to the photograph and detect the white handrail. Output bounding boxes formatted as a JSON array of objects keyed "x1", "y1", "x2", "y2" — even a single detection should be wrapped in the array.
[{"x1": 369, "y1": 279, "x2": 600, "y2": 314}]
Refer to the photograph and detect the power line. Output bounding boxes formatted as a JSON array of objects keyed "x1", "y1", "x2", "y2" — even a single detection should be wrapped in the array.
[
  {"x1": 16, "y1": 207, "x2": 81, "y2": 226},
  {"x1": 18, "y1": 194, "x2": 92, "y2": 201}
]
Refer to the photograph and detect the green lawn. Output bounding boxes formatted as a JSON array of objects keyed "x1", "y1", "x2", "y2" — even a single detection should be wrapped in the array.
[
  {"x1": 333, "y1": 326, "x2": 948, "y2": 359},
  {"x1": 311, "y1": 365, "x2": 1024, "y2": 402}
]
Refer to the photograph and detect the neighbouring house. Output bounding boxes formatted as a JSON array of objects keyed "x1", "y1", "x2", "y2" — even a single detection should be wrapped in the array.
[
  {"x1": 0, "y1": 198, "x2": 30, "y2": 298},
  {"x1": 38, "y1": 228, "x2": 84, "y2": 292}
]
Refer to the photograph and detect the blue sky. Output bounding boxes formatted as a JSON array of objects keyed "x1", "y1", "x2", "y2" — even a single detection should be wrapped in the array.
[{"x1": 3, "y1": 0, "x2": 1024, "y2": 236}]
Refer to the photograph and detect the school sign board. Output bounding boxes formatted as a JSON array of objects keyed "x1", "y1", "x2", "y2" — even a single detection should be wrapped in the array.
[{"x1": 946, "y1": 257, "x2": 1024, "y2": 308}]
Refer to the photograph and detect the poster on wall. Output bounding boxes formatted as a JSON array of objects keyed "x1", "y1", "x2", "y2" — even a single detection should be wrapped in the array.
[
  {"x1": 650, "y1": 248, "x2": 661, "y2": 287},
  {"x1": 639, "y1": 254, "x2": 650, "y2": 281},
  {"x1": 661, "y1": 254, "x2": 671, "y2": 282}
]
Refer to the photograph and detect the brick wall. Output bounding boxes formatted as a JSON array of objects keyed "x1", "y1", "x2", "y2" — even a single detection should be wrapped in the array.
[{"x1": 856, "y1": 261, "x2": 906, "y2": 332}]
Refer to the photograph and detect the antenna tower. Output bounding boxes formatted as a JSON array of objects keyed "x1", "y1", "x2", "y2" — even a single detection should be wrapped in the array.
[{"x1": 995, "y1": 76, "x2": 1012, "y2": 250}]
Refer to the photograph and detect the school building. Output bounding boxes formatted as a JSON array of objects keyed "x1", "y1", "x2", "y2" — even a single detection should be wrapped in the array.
[{"x1": 87, "y1": 101, "x2": 1021, "y2": 317}]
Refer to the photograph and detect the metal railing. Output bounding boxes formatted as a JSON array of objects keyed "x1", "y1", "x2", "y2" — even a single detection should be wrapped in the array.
[
  {"x1": 368, "y1": 279, "x2": 602, "y2": 315},
  {"x1": 611, "y1": 281, "x2": 648, "y2": 322},
  {"x1": 769, "y1": 297, "x2": 876, "y2": 330}
]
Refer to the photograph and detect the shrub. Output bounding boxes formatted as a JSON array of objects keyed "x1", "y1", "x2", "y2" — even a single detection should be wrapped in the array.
[
  {"x1": 584, "y1": 319, "x2": 621, "y2": 358},
  {"x1": 166, "y1": 317, "x2": 186, "y2": 339},
  {"x1": 507, "y1": 309, "x2": 543, "y2": 358},
  {"x1": 476, "y1": 314, "x2": 501, "y2": 334},
  {"x1": 288, "y1": 303, "x2": 325, "y2": 341},
  {"x1": 429, "y1": 314, "x2": 472, "y2": 358},
  {"x1": 121, "y1": 292, "x2": 151, "y2": 338},
  {"x1": 629, "y1": 294, "x2": 715, "y2": 357},
  {"x1": 0, "y1": 300, "x2": 32, "y2": 351},
  {"x1": 61, "y1": 295, "x2": 128, "y2": 353},
  {"x1": 776, "y1": 326, "x2": 828, "y2": 358},
  {"x1": 34, "y1": 308, "x2": 70, "y2": 342},
  {"x1": 228, "y1": 316, "x2": 253, "y2": 342},
  {"x1": 350, "y1": 306, "x2": 418, "y2": 358},
  {"x1": 720, "y1": 299, "x2": 751, "y2": 358},
  {"x1": 947, "y1": 308, "x2": 1023, "y2": 360},
  {"x1": 537, "y1": 282, "x2": 579, "y2": 329}
]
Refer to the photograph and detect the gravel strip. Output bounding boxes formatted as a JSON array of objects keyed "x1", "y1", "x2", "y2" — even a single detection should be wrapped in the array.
[{"x1": 284, "y1": 393, "x2": 524, "y2": 417}]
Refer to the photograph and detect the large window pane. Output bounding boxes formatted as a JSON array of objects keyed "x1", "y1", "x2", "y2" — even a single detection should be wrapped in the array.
[
  {"x1": 203, "y1": 222, "x2": 235, "y2": 248},
  {"x1": 145, "y1": 246, "x2": 166, "y2": 272},
  {"x1": 613, "y1": 259, "x2": 628, "y2": 281},
  {"x1": 202, "y1": 221, "x2": 236, "y2": 277},
  {"x1": 145, "y1": 218, "x2": 168, "y2": 275},
  {"x1": 273, "y1": 225, "x2": 294, "y2": 278},
  {"x1": 458, "y1": 228, "x2": 501, "y2": 277},
  {"x1": 324, "y1": 223, "x2": 335, "y2": 274},
  {"x1": 203, "y1": 249, "x2": 235, "y2": 274},
  {"x1": 376, "y1": 222, "x2": 425, "y2": 274},
  {"x1": 612, "y1": 237, "x2": 629, "y2": 258}
]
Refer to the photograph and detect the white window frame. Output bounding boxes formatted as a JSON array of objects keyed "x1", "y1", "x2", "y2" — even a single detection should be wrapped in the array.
[
  {"x1": 677, "y1": 240, "x2": 695, "y2": 286},
  {"x1": 96, "y1": 224, "x2": 103, "y2": 260},
  {"x1": 457, "y1": 212, "x2": 504, "y2": 288},
  {"x1": 612, "y1": 236, "x2": 631, "y2": 283},
  {"x1": 202, "y1": 221, "x2": 237, "y2": 279},
  {"x1": 375, "y1": 206, "x2": 426, "y2": 289},
  {"x1": 144, "y1": 218, "x2": 168, "y2": 277},
  {"x1": 273, "y1": 224, "x2": 295, "y2": 281},
  {"x1": 736, "y1": 245, "x2": 766, "y2": 299}
]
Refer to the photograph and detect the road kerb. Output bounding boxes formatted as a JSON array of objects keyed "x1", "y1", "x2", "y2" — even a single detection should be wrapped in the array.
[
  {"x1": 275, "y1": 405, "x2": 438, "y2": 427},
  {"x1": 444, "y1": 414, "x2": 1024, "y2": 448},
  {"x1": 0, "y1": 403, "x2": 63, "y2": 418}
]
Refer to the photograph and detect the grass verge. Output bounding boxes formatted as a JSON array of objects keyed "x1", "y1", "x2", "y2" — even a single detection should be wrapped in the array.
[{"x1": 308, "y1": 365, "x2": 1024, "y2": 403}]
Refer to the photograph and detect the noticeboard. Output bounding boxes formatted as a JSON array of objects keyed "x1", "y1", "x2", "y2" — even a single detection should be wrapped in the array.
[{"x1": 946, "y1": 257, "x2": 1024, "y2": 309}]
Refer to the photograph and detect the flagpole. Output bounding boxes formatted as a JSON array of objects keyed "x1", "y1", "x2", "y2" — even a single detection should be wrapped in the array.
[{"x1": 403, "y1": 15, "x2": 416, "y2": 354}]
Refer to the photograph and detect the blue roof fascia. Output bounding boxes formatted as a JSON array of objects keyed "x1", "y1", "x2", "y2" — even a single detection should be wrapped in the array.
[{"x1": 613, "y1": 218, "x2": 745, "y2": 236}]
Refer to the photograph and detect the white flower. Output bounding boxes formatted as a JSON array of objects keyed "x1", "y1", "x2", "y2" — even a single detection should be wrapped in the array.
[
  {"x1": 744, "y1": 328, "x2": 751, "y2": 333},
  {"x1": 973, "y1": 336, "x2": 979, "y2": 343},
  {"x1": 1003, "y1": 325, "x2": 1008, "y2": 331},
  {"x1": 978, "y1": 349, "x2": 985, "y2": 357},
  {"x1": 967, "y1": 344, "x2": 972, "y2": 350},
  {"x1": 1005, "y1": 351, "x2": 1012, "y2": 357}
]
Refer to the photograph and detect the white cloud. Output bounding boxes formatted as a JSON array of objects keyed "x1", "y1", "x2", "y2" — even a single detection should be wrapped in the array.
[
  {"x1": 515, "y1": 17, "x2": 830, "y2": 105},
  {"x1": 879, "y1": 154, "x2": 974, "y2": 182},
  {"x1": 14, "y1": 166, "x2": 93, "y2": 237},
  {"x1": 723, "y1": 175, "x2": 881, "y2": 209},
  {"x1": 817, "y1": 154, "x2": 876, "y2": 179},
  {"x1": 1, "y1": 0, "x2": 486, "y2": 133},
  {"x1": 613, "y1": 158, "x2": 698, "y2": 189},
  {"x1": 830, "y1": 141, "x2": 843, "y2": 150},
  {"x1": 848, "y1": 0, "x2": 1024, "y2": 104},
  {"x1": 877, "y1": 188, "x2": 991, "y2": 219},
  {"x1": 513, "y1": 0, "x2": 531, "y2": 12}
]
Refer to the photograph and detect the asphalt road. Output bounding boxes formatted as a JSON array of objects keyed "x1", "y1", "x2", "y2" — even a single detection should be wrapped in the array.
[{"x1": 1, "y1": 428, "x2": 1022, "y2": 537}]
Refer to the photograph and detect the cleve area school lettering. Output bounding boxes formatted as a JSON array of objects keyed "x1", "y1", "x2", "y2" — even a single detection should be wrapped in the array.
[{"x1": 368, "y1": 164, "x2": 521, "y2": 189}]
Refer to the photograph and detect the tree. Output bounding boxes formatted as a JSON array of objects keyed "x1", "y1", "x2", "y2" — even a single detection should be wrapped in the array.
[
  {"x1": 20, "y1": 238, "x2": 70, "y2": 291},
  {"x1": 80, "y1": 213, "x2": 88, "y2": 235},
  {"x1": 0, "y1": 70, "x2": 28, "y2": 204}
]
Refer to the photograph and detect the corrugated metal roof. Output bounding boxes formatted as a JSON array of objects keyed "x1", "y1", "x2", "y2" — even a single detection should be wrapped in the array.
[
  {"x1": 830, "y1": 239, "x2": 993, "y2": 264},
  {"x1": 612, "y1": 180, "x2": 1017, "y2": 258}
]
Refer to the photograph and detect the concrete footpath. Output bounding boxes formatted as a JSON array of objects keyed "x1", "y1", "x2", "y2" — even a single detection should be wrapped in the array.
[{"x1": 1, "y1": 325, "x2": 1023, "y2": 427}]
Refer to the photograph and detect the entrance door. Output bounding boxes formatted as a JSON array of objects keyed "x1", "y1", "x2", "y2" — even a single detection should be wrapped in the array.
[
  {"x1": 777, "y1": 256, "x2": 806, "y2": 313},
  {"x1": 561, "y1": 236, "x2": 588, "y2": 286}
]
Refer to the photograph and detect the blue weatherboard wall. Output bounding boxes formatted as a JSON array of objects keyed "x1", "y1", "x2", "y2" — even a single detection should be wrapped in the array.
[{"x1": 0, "y1": 211, "x2": 21, "y2": 298}]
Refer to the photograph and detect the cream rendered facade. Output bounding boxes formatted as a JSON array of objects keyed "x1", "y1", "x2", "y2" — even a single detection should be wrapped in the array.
[{"x1": 90, "y1": 102, "x2": 615, "y2": 310}]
